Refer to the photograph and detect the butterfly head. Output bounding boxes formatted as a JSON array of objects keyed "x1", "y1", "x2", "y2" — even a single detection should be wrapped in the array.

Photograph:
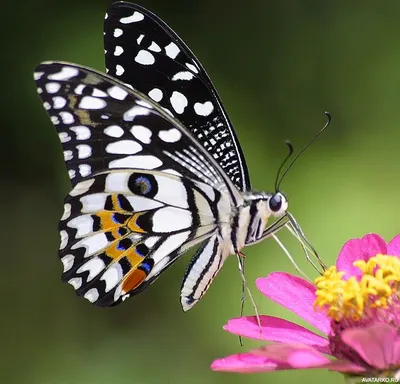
[{"x1": 267, "y1": 191, "x2": 288, "y2": 218}]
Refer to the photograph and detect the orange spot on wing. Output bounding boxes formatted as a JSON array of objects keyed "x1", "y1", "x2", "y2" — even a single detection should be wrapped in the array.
[
  {"x1": 111, "y1": 194, "x2": 122, "y2": 211},
  {"x1": 126, "y1": 247, "x2": 145, "y2": 268},
  {"x1": 122, "y1": 269, "x2": 147, "y2": 293},
  {"x1": 127, "y1": 213, "x2": 146, "y2": 233},
  {"x1": 104, "y1": 242, "x2": 127, "y2": 260},
  {"x1": 96, "y1": 210, "x2": 132, "y2": 232}
]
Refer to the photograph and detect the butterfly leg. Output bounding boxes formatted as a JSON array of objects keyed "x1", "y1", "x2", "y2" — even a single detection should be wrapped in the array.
[
  {"x1": 235, "y1": 252, "x2": 263, "y2": 343},
  {"x1": 286, "y1": 212, "x2": 327, "y2": 273}
]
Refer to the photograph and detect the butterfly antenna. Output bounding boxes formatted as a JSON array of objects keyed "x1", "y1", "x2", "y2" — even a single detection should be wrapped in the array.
[
  {"x1": 276, "y1": 112, "x2": 331, "y2": 190},
  {"x1": 274, "y1": 141, "x2": 294, "y2": 191}
]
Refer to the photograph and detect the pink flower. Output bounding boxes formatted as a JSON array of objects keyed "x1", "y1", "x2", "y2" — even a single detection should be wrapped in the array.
[{"x1": 211, "y1": 234, "x2": 400, "y2": 378}]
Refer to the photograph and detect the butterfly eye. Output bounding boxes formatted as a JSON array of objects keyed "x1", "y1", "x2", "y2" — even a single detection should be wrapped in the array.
[{"x1": 269, "y1": 193, "x2": 283, "y2": 213}]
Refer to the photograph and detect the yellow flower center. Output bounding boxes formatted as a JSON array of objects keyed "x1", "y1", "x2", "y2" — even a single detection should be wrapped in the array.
[{"x1": 314, "y1": 255, "x2": 400, "y2": 321}]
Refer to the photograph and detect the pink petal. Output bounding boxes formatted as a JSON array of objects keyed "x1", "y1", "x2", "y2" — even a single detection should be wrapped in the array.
[
  {"x1": 336, "y1": 234, "x2": 387, "y2": 279},
  {"x1": 211, "y1": 353, "x2": 283, "y2": 373},
  {"x1": 341, "y1": 323, "x2": 399, "y2": 369},
  {"x1": 254, "y1": 343, "x2": 331, "y2": 368},
  {"x1": 320, "y1": 360, "x2": 366, "y2": 373},
  {"x1": 223, "y1": 316, "x2": 330, "y2": 354},
  {"x1": 256, "y1": 273, "x2": 331, "y2": 335},
  {"x1": 387, "y1": 234, "x2": 400, "y2": 257}
]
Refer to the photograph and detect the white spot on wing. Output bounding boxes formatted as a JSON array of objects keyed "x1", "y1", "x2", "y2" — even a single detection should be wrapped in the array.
[
  {"x1": 186, "y1": 63, "x2": 199, "y2": 74},
  {"x1": 70, "y1": 125, "x2": 91, "y2": 140},
  {"x1": 63, "y1": 150, "x2": 73, "y2": 161},
  {"x1": 74, "y1": 85, "x2": 86, "y2": 96},
  {"x1": 69, "y1": 178, "x2": 95, "y2": 197},
  {"x1": 106, "y1": 140, "x2": 142, "y2": 155},
  {"x1": 158, "y1": 128, "x2": 182, "y2": 143},
  {"x1": 170, "y1": 91, "x2": 188, "y2": 114},
  {"x1": 53, "y1": 96, "x2": 66, "y2": 109},
  {"x1": 79, "y1": 164, "x2": 91, "y2": 177},
  {"x1": 67, "y1": 215, "x2": 94, "y2": 237},
  {"x1": 137, "y1": 34, "x2": 144, "y2": 44},
  {"x1": 116, "y1": 65, "x2": 124, "y2": 76},
  {"x1": 148, "y1": 88, "x2": 163, "y2": 102},
  {"x1": 34, "y1": 71, "x2": 44, "y2": 80},
  {"x1": 114, "y1": 28, "x2": 123, "y2": 37},
  {"x1": 120, "y1": 12, "x2": 144, "y2": 24},
  {"x1": 51, "y1": 116, "x2": 59, "y2": 125},
  {"x1": 77, "y1": 257, "x2": 105, "y2": 282},
  {"x1": 172, "y1": 71, "x2": 194, "y2": 81},
  {"x1": 61, "y1": 203, "x2": 72, "y2": 221},
  {"x1": 59, "y1": 132, "x2": 71, "y2": 143},
  {"x1": 130, "y1": 125, "x2": 152, "y2": 144},
  {"x1": 80, "y1": 193, "x2": 108, "y2": 213},
  {"x1": 148, "y1": 41, "x2": 161, "y2": 52},
  {"x1": 45, "y1": 82, "x2": 61, "y2": 94},
  {"x1": 151, "y1": 231, "x2": 190, "y2": 264},
  {"x1": 92, "y1": 89, "x2": 108, "y2": 97},
  {"x1": 135, "y1": 50, "x2": 155, "y2": 65},
  {"x1": 71, "y1": 232, "x2": 109, "y2": 257},
  {"x1": 84, "y1": 288, "x2": 99, "y2": 303},
  {"x1": 79, "y1": 96, "x2": 107, "y2": 110},
  {"x1": 108, "y1": 86, "x2": 128, "y2": 100},
  {"x1": 104, "y1": 172, "x2": 131, "y2": 194},
  {"x1": 109, "y1": 155, "x2": 162, "y2": 169},
  {"x1": 104, "y1": 125, "x2": 124, "y2": 138},
  {"x1": 194, "y1": 101, "x2": 214, "y2": 116},
  {"x1": 68, "y1": 277, "x2": 82, "y2": 290},
  {"x1": 61, "y1": 254, "x2": 75, "y2": 272},
  {"x1": 48, "y1": 66, "x2": 79, "y2": 81},
  {"x1": 152, "y1": 207, "x2": 192, "y2": 232},
  {"x1": 60, "y1": 230, "x2": 69, "y2": 250},
  {"x1": 76, "y1": 144, "x2": 92, "y2": 159},
  {"x1": 114, "y1": 46, "x2": 124, "y2": 56},
  {"x1": 154, "y1": 176, "x2": 188, "y2": 208},
  {"x1": 123, "y1": 106, "x2": 150, "y2": 121},
  {"x1": 59, "y1": 111, "x2": 74, "y2": 124},
  {"x1": 165, "y1": 42, "x2": 180, "y2": 59},
  {"x1": 101, "y1": 263, "x2": 123, "y2": 292}
]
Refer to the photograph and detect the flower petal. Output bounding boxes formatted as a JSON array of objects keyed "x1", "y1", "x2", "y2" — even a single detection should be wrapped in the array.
[
  {"x1": 253, "y1": 343, "x2": 331, "y2": 368},
  {"x1": 387, "y1": 234, "x2": 400, "y2": 258},
  {"x1": 223, "y1": 316, "x2": 330, "y2": 354},
  {"x1": 256, "y1": 273, "x2": 331, "y2": 335},
  {"x1": 320, "y1": 360, "x2": 366, "y2": 373},
  {"x1": 211, "y1": 353, "x2": 283, "y2": 373},
  {"x1": 341, "y1": 323, "x2": 398, "y2": 369},
  {"x1": 336, "y1": 234, "x2": 387, "y2": 279}
]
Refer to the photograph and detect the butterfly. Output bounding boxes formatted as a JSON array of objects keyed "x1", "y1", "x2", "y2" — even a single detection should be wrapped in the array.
[{"x1": 33, "y1": 1, "x2": 317, "y2": 311}]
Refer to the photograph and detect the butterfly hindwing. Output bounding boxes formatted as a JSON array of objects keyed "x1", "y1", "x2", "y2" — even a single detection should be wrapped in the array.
[
  {"x1": 181, "y1": 234, "x2": 228, "y2": 311},
  {"x1": 104, "y1": 1, "x2": 251, "y2": 191},
  {"x1": 59, "y1": 169, "x2": 224, "y2": 306}
]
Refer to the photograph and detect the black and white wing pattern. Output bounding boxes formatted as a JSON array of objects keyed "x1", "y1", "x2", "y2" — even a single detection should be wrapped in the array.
[
  {"x1": 104, "y1": 1, "x2": 251, "y2": 191},
  {"x1": 34, "y1": 62, "x2": 239, "y2": 307}
]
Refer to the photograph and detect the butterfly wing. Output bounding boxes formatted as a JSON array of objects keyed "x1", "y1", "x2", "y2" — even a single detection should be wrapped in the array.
[
  {"x1": 180, "y1": 234, "x2": 229, "y2": 311},
  {"x1": 104, "y1": 1, "x2": 251, "y2": 191},
  {"x1": 59, "y1": 169, "x2": 221, "y2": 306},
  {"x1": 34, "y1": 62, "x2": 239, "y2": 307}
]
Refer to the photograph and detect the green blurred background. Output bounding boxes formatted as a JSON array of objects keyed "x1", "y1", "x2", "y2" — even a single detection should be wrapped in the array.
[{"x1": 3, "y1": 1, "x2": 400, "y2": 383}]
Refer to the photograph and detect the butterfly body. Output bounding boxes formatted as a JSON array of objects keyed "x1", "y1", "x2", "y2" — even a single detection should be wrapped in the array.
[{"x1": 34, "y1": 2, "x2": 297, "y2": 311}]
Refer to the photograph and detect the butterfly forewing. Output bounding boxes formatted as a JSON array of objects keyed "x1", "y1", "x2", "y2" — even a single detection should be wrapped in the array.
[
  {"x1": 34, "y1": 61, "x2": 241, "y2": 306},
  {"x1": 104, "y1": 1, "x2": 251, "y2": 191},
  {"x1": 34, "y1": 62, "x2": 238, "y2": 197}
]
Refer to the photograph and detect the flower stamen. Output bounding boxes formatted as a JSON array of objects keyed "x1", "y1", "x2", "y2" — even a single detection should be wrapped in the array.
[{"x1": 314, "y1": 255, "x2": 400, "y2": 321}]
